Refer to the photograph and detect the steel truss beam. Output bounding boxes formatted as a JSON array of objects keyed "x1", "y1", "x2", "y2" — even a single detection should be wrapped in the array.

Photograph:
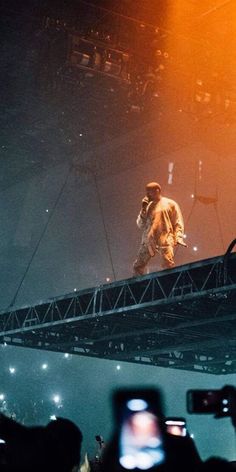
[{"x1": 0, "y1": 252, "x2": 236, "y2": 374}]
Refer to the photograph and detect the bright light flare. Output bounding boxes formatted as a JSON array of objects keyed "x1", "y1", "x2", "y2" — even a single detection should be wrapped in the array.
[{"x1": 53, "y1": 395, "x2": 61, "y2": 404}]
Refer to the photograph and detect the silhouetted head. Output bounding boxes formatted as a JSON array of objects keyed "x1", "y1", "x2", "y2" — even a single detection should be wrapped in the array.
[
  {"x1": 45, "y1": 417, "x2": 83, "y2": 471},
  {"x1": 146, "y1": 182, "x2": 161, "y2": 202}
]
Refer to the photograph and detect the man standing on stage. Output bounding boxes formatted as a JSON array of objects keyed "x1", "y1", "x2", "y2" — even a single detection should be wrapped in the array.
[{"x1": 133, "y1": 182, "x2": 186, "y2": 276}]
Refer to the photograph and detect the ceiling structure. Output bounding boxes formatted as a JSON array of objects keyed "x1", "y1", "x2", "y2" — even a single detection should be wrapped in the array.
[{"x1": 1, "y1": 0, "x2": 236, "y2": 183}]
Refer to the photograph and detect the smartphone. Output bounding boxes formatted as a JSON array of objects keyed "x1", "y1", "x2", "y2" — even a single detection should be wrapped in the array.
[
  {"x1": 165, "y1": 418, "x2": 187, "y2": 437},
  {"x1": 187, "y1": 389, "x2": 225, "y2": 414},
  {"x1": 113, "y1": 389, "x2": 165, "y2": 470}
]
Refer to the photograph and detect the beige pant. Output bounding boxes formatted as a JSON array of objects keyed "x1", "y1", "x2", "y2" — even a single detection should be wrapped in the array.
[{"x1": 133, "y1": 243, "x2": 174, "y2": 276}]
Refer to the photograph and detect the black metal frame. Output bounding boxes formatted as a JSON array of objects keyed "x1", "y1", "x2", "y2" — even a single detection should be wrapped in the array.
[{"x1": 1, "y1": 250, "x2": 236, "y2": 374}]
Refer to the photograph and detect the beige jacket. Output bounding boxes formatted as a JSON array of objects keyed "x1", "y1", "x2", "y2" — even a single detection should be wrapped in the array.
[{"x1": 137, "y1": 196, "x2": 184, "y2": 248}]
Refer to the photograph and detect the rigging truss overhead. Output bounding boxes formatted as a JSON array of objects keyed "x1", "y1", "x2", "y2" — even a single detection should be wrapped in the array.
[{"x1": 0, "y1": 247, "x2": 236, "y2": 374}]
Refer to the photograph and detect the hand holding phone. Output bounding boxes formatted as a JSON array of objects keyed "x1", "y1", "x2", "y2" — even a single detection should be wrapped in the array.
[
  {"x1": 114, "y1": 389, "x2": 165, "y2": 470},
  {"x1": 165, "y1": 418, "x2": 187, "y2": 437}
]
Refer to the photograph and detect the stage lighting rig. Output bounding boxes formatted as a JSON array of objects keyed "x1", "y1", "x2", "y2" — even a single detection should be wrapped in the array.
[{"x1": 67, "y1": 34, "x2": 131, "y2": 82}]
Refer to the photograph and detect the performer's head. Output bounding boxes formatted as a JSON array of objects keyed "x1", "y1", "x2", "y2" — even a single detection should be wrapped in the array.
[{"x1": 146, "y1": 182, "x2": 161, "y2": 201}]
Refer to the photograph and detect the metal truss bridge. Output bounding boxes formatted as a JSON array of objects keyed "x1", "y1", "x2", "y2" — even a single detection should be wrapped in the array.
[{"x1": 1, "y1": 242, "x2": 236, "y2": 375}]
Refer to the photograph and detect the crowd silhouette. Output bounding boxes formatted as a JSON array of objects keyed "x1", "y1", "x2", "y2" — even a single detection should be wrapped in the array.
[{"x1": 0, "y1": 385, "x2": 235, "y2": 472}]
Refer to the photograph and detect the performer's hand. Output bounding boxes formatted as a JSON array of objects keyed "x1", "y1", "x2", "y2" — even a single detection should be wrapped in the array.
[
  {"x1": 140, "y1": 196, "x2": 149, "y2": 217},
  {"x1": 175, "y1": 238, "x2": 187, "y2": 247},
  {"x1": 148, "y1": 229, "x2": 155, "y2": 241},
  {"x1": 141, "y1": 196, "x2": 149, "y2": 209},
  {"x1": 147, "y1": 230, "x2": 156, "y2": 256}
]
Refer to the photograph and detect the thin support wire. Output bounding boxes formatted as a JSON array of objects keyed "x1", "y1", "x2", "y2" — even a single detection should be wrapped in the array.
[
  {"x1": 214, "y1": 203, "x2": 225, "y2": 252},
  {"x1": 8, "y1": 165, "x2": 72, "y2": 309},
  {"x1": 93, "y1": 173, "x2": 116, "y2": 282}
]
